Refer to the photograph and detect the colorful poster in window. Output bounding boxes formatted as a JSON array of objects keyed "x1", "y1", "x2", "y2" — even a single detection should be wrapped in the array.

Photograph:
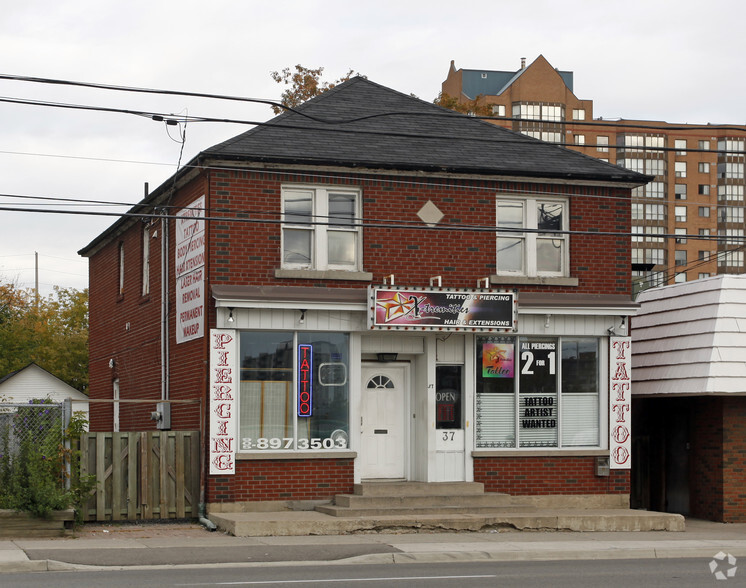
[
  {"x1": 370, "y1": 287, "x2": 516, "y2": 332},
  {"x1": 482, "y1": 343, "x2": 514, "y2": 378},
  {"x1": 610, "y1": 337, "x2": 632, "y2": 470}
]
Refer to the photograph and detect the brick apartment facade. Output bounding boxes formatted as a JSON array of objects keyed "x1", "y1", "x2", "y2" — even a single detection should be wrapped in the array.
[
  {"x1": 442, "y1": 55, "x2": 746, "y2": 292},
  {"x1": 80, "y1": 78, "x2": 647, "y2": 511}
]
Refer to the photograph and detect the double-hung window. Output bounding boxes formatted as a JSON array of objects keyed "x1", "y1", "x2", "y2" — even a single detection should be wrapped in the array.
[
  {"x1": 282, "y1": 186, "x2": 361, "y2": 271},
  {"x1": 496, "y1": 198, "x2": 567, "y2": 277}
]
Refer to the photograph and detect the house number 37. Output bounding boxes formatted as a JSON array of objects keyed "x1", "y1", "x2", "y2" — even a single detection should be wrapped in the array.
[{"x1": 441, "y1": 431, "x2": 455, "y2": 441}]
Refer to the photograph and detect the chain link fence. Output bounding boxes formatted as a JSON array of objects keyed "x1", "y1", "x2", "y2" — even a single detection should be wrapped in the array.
[{"x1": 0, "y1": 400, "x2": 72, "y2": 509}]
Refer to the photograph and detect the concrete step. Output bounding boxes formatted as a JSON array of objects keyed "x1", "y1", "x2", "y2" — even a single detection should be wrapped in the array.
[
  {"x1": 354, "y1": 481, "x2": 484, "y2": 497},
  {"x1": 333, "y1": 493, "x2": 518, "y2": 509},
  {"x1": 316, "y1": 504, "x2": 536, "y2": 517},
  {"x1": 208, "y1": 509, "x2": 686, "y2": 537}
]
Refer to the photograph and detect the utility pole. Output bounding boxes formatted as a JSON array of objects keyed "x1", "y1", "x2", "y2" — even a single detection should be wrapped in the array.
[{"x1": 34, "y1": 251, "x2": 39, "y2": 311}]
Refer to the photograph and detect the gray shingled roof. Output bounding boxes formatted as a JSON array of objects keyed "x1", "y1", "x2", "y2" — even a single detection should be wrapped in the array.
[
  {"x1": 205, "y1": 77, "x2": 647, "y2": 184},
  {"x1": 80, "y1": 77, "x2": 648, "y2": 256}
]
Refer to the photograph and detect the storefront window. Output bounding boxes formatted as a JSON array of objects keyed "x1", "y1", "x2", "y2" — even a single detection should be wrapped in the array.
[
  {"x1": 239, "y1": 331, "x2": 349, "y2": 451},
  {"x1": 476, "y1": 336, "x2": 600, "y2": 449}
]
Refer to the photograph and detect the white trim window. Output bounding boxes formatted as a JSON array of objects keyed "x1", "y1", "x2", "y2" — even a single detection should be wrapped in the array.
[
  {"x1": 496, "y1": 197, "x2": 568, "y2": 277},
  {"x1": 282, "y1": 186, "x2": 361, "y2": 271}
]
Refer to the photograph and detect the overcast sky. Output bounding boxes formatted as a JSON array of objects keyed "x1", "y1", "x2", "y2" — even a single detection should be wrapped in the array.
[{"x1": 1, "y1": 0, "x2": 744, "y2": 296}]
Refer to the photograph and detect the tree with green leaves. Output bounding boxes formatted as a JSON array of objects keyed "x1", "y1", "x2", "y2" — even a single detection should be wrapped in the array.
[
  {"x1": 269, "y1": 65, "x2": 361, "y2": 114},
  {"x1": 0, "y1": 282, "x2": 88, "y2": 392}
]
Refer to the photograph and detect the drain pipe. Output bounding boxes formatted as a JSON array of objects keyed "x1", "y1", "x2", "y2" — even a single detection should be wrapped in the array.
[{"x1": 198, "y1": 499, "x2": 217, "y2": 532}]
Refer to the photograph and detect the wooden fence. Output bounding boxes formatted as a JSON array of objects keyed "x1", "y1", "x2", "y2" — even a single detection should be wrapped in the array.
[{"x1": 76, "y1": 431, "x2": 201, "y2": 521}]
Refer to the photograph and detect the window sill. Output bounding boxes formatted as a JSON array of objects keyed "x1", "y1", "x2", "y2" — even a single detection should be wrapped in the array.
[
  {"x1": 275, "y1": 268, "x2": 373, "y2": 281},
  {"x1": 472, "y1": 449, "x2": 607, "y2": 458},
  {"x1": 490, "y1": 275, "x2": 579, "y2": 287},
  {"x1": 236, "y1": 451, "x2": 357, "y2": 460}
]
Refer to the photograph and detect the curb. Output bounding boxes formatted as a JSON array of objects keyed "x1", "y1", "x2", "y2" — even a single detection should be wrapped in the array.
[{"x1": 4, "y1": 545, "x2": 746, "y2": 573}]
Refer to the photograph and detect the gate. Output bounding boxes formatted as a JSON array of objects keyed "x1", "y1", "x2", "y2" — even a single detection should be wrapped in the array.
[{"x1": 77, "y1": 431, "x2": 200, "y2": 521}]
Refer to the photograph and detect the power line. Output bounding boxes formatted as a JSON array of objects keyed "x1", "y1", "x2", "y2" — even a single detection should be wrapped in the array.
[{"x1": 1, "y1": 200, "x2": 745, "y2": 248}]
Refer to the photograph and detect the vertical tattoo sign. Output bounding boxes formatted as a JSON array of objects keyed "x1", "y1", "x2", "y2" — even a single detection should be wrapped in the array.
[
  {"x1": 210, "y1": 329, "x2": 236, "y2": 475},
  {"x1": 610, "y1": 337, "x2": 632, "y2": 470}
]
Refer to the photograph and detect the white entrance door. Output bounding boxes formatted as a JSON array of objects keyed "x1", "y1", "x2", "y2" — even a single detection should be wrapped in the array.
[{"x1": 360, "y1": 363, "x2": 408, "y2": 479}]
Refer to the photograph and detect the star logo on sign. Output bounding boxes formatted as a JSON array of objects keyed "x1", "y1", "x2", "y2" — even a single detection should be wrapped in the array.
[
  {"x1": 376, "y1": 292, "x2": 416, "y2": 322},
  {"x1": 710, "y1": 551, "x2": 738, "y2": 580},
  {"x1": 484, "y1": 346, "x2": 507, "y2": 369}
]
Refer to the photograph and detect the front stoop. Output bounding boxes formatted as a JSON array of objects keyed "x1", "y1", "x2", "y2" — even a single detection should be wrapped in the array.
[
  {"x1": 207, "y1": 483, "x2": 685, "y2": 536},
  {"x1": 316, "y1": 481, "x2": 532, "y2": 517}
]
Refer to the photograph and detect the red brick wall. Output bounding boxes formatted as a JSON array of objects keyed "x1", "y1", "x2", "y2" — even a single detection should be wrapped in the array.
[
  {"x1": 206, "y1": 170, "x2": 631, "y2": 297},
  {"x1": 722, "y1": 397, "x2": 746, "y2": 522},
  {"x1": 474, "y1": 456, "x2": 630, "y2": 495},
  {"x1": 87, "y1": 176, "x2": 207, "y2": 432},
  {"x1": 207, "y1": 459, "x2": 354, "y2": 502},
  {"x1": 690, "y1": 397, "x2": 724, "y2": 521},
  {"x1": 87, "y1": 166, "x2": 633, "y2": 501}
]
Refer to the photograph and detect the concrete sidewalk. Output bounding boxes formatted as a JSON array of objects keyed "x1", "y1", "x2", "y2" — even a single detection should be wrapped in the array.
[{"x1": 1, "y1": 518, "x2": 746, "y2": 573}]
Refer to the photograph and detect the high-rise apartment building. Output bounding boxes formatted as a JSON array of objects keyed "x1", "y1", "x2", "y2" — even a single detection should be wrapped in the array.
[{"x1": 442, "y1": 55, "x2": 746, "y2": 291}]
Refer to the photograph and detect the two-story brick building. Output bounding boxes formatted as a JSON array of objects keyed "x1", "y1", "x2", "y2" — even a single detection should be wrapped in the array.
[{"x1": 79, "y1": 77, "x2": 649, "y2": 512}]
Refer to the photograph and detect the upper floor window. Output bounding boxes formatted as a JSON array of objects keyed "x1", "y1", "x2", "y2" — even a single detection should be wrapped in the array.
[
  {"x1": 118, "y1": 242, "x2": 125, "y2": 296},
  {"x1": 523, "y1": 130, "x2": 562, "y2": 143},
  {"x1": 699, "y1": 140, "x2": 710, "y2": 150},
  {"x1": 645, "y1": 182, "x2": 664, "y2": 198},
  {"x1": 619, "y1": 134, "x2": 664, "y2": 153},
  {"x1": 512, "y1": 103, "x2": 564, "y2": 122},
  {"x1": 675, "y1": 161, "x2": 687, "y2": 178},
  {"x1": 718, "y1": 162, "x2": 744, "y2": 179},
  {"x1": 596, "y1": 136, "x2": 609, "y2": 153},
  {"x1": 572, "y1": 109, "x2": 586, "y2": 121},
  {"x1": 574, "y1": 134, "x2": 585, "y2": 145},
  {"x1": 675, "y1": 139, "x2": 687, "y2": 155},
  {"x1": 282, "y1": 186, "x2": 361, "y2": 271},
  {"x1": 718, "y1": 139, "x2": 746, "y2": 154},
  {"x1": 496, "y1": 197, "x2": 567, "y2": 277},
  {"x1": 718, "y1": 185, "x2": 744, "y2": 201},
  {"x1": 492, "y1": 104, "x2": 506, "y2": 117}
]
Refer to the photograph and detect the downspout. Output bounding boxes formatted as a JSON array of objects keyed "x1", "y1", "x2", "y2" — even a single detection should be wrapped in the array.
[
  {"x1": 161, "y1": 208, "x2": 170, "y2": 403},
  {"x1": 198, "y1": 163, "x2": 216, "y2": 531}
]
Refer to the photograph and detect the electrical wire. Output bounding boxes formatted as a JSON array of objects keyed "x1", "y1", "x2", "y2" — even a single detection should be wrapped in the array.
[{"x1": 2, "y1": 72, "x2": 746, "y2": 134}]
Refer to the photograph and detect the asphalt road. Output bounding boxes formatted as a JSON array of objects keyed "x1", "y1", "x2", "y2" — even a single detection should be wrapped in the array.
[{"x1": 0, "y1": 558, "x2": 736, "y2": 587}]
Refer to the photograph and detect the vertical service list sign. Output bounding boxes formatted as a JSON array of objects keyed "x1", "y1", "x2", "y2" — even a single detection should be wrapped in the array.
[
  {"x1": 175, "y1": 195, "x2": 206, "y2": 344},
  {"x1": 609, "y1": 337, "x2": 632, "y2": 469},
  {"x1": 210, "y1": 329, "x2": 237, "y2": 475}
]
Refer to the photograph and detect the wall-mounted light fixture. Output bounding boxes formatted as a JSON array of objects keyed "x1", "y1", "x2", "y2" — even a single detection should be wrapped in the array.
[
  {"x1": 376, "y1": 352, "x2": 398, "y2": 362},
  {"x1": 299, "y1": 309, "x2": 306, "y2": 324},
  {"x1": 227, "y1": 308, "x2": 234, "y2": 323}
]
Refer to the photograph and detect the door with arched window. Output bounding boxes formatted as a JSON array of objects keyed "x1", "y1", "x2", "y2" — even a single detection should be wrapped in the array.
[{"x1": 360, "y1": 363, "x2": 408, "y2": 479}]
